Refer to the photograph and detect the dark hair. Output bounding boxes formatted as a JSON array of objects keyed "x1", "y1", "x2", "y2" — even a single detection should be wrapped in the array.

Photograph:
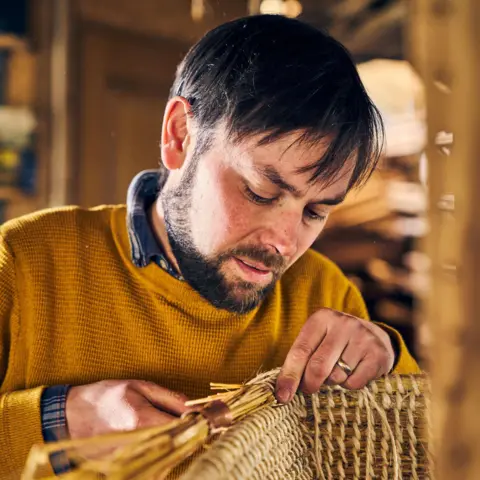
[{"x1": 170, "y1": 14, "x2": 384, "y2": 189}]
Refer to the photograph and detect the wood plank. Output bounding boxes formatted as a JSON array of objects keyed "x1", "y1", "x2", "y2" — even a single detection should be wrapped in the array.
[
  {"x1": 413, "y1": 0, "x2": 480, "y2": 478},
  {"x1": 30, "y1": 0, "x2": 55, "y2": 211},
  {"x1": 48, "y1": 0, "x2": 74, "y2": 207},
  {"x1": 77, "y1": 0, "x2": 246, "y2": 43},
  {"x1": 0, "y1": 34, "x2": 26, "y2": 50},
  {"x1": 6, "y1": 49, "x2": 36, "y2": 106}
]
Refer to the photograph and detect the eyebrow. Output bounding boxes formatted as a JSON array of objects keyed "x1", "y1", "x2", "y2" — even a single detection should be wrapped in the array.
[
  {"x1": 256, "y1": 165, "x2": 346, "y2": 206},
  {"x1": 258, "y1": 165, "x2": 302, "y2": 196},
  {"x1": 310, "y1": 195, "x2": 346, "y2": 206}
]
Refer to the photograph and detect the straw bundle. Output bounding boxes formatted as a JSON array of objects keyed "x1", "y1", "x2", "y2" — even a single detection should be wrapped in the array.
[{"x1": 22, "y1": 369, "x2": 431, "y2": 480}]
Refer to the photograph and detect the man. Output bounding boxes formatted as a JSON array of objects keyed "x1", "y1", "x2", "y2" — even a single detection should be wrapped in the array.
[{"x1": 0, "y1": 15, "x2": 420, "y2": 477}]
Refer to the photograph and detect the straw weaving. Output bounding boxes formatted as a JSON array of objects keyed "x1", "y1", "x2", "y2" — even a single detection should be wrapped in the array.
[
  {"x1": 181, "y1": 372, "x2": 430, "y2": 480},
  {"x1": 23, "y1": 370, "x2": 430, "y2": 480}
]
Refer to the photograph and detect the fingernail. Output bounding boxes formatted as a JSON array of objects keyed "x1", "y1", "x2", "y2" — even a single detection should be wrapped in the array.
[{"x1": 276, "y1": 387, "x2": 292, "y2": 404}]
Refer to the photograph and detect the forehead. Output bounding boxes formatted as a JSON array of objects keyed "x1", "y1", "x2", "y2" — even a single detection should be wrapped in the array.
[{"x1": 217, "y1": 129, "x2": 355, "y2": 195}]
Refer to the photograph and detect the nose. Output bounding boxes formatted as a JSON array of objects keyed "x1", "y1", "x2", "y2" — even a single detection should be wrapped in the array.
[{"x1": 259, "y1": 213, "x2": 300, "y2": 259}]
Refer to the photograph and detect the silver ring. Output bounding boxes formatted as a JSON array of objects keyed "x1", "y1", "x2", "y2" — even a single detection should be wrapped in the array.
[{"x1": 336, "y1": 359, "x2": 353, "y2": 376}]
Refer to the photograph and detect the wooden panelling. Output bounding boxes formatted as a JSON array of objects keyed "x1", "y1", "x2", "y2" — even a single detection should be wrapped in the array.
[
  {"x1": 75, "y1": 23, "x2": 188, "y2": 206},
  {"x1": 77, "y1": 0, "x2": 246, "y2": 42}
]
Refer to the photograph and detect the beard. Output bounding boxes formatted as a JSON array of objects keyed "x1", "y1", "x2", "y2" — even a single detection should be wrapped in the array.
[{"x1": 160, "y1": 158, "x2": 285, "y2": 314}]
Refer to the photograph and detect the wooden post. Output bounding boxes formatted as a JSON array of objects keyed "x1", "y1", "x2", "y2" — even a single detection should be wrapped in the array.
[{"x1": 411, "y1": 0, "x2": 480, "y2": 478}]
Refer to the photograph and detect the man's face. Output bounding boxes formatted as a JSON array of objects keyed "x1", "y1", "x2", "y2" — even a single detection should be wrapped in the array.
[{"x1": 161, "y1": 125, "x2": 353, "y2": 313}]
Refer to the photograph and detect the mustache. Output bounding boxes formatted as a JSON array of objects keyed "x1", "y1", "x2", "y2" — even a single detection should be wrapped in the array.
[{"x1": 223, "y1": 246, "x2": 286, "y2": 271}]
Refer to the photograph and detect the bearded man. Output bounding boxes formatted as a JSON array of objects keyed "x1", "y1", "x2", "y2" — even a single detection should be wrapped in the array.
[{"x1": 0, "y1": 14, "x2": 419, "y2": 477}]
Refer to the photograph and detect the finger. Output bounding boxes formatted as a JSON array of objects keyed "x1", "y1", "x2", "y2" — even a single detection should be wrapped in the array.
[
  {"x1": 136, "y1": 407, "x2": 177, "y2": 429},
  {"x1": 299, "y1": 327, "x2": 352, "y2": 394},
  {"x1": 132, "y1": 381, "x2": 190, "y2": 416},
  {"x1": 326, "y1": 337, "x2": 368, "y2": 385},
  {"x1": 276, "y1": 316, "x2": 329, "y2": 403},
  {"x1": 343, "y1": 355, "x2": 383, "y2": 390},
  {"x1": 360, "y1": 322, "x2": 395, "y2": 372},
  {"x1": 325, "y1": 365, "x2": 349, "y2": 386}
]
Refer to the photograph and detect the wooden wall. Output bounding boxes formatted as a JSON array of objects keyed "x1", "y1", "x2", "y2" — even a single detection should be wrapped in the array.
[
  {"x1": 44, "y1": 0, "x2": 247, "y2": 208},
  {"x1": 2, "y1": 0, "x2": 248, "y2": 218},
  {"x1": 413, "y1": 0, "x2": 480, "y2": 478}
]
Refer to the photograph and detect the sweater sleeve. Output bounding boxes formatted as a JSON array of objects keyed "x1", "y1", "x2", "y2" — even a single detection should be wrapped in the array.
[
  {"x1": 342, "y1": 282, "x2": 421, "y2": 375},
  {"x1": 0, "y1": 233, "x2": 50, "y2": 478}
]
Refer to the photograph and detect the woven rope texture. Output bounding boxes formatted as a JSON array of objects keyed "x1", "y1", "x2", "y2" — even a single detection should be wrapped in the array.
[{"x1": 180, "y1": 375, "x2": 430, "y2": 480}]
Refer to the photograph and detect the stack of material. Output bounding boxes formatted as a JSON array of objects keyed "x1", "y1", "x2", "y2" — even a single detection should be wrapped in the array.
[
  {"x1": 314, "y1": 59, "x2": 429, "y2": 361},
  {"x1": 314, "y1": 161, "x2": 429, "y2": 360},
  {"x1": 22, "y1": 370, "x2": 431, "y2": 480},
  {"x1": 326, "y1": 170, "x2": 426, "y2": 233}
]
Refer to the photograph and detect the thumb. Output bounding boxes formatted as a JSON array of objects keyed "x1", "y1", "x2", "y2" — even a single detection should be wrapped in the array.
[
  {"x1": 136, "y1": 407, "x2": 178, "y2": 429},
  {"x1": 131, "y1": 380, "x2": 189, "y2": 416}
]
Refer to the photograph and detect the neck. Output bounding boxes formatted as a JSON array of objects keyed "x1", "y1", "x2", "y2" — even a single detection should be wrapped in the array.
[{"x1": 148, "y1": 198, "x2": 182, "y2": 275}]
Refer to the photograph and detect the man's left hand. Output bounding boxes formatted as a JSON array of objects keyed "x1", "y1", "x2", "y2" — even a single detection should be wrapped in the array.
[{"x1": 275, "y1": 308, "x2": 395, "y2": 403}]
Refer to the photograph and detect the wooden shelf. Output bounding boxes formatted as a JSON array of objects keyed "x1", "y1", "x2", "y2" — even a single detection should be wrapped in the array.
[
  {"x1": 0, "y1": 186, "x2": 39, "y2": 222},
  {"x1": 0, "y1": 186, "x2": 33, "y2": 203},
  {"x1": 0, "y1": 34, "x2": 27, "y2": 51}
]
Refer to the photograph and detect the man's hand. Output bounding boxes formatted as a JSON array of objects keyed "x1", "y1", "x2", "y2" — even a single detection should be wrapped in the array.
[
  {"x1": 275, "y1": 308, "x2": 395, "y2": 403},
  {"x1": 66, "y1": 380, "x2": 189, "y2": 439}
]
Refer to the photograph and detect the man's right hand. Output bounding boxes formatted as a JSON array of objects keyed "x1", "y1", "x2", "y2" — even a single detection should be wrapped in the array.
[{"x1": 66, "y1": 380, "x2": 189, "y2": 439}]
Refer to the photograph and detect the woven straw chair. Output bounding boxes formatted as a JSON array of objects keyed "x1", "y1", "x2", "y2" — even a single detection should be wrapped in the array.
[{"x1": 23, "y1": 370, "x2": 431, "y2": 480}]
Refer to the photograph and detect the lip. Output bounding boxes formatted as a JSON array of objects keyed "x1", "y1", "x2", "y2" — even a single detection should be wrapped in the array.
[{"x1": 232, "y1": 257, "x2": 273, "y2": 283}]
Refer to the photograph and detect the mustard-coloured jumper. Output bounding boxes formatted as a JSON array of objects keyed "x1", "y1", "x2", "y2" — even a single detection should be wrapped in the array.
[{"x1": 0, "y1": 206, "x2": 420, "y2": 477}]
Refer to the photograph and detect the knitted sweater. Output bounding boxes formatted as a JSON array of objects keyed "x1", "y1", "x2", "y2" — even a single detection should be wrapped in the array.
[{"x1": 0, "y1": 206, "x2": 420, "y2": 477}]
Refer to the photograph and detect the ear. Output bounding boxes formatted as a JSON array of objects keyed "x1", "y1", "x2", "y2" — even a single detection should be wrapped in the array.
[{"x1": 160, "y1": 96, "x2": 193, "y2": 171}]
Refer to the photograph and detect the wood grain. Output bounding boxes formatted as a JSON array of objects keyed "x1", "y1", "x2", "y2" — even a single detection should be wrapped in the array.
[{"x1": 412, "y1": 0, "x2": 480, "y2": 478}]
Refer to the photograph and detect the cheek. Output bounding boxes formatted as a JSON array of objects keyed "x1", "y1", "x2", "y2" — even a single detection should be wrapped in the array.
[{"x1": 188, "y1": 166, "x2": 251, "y2": 254}]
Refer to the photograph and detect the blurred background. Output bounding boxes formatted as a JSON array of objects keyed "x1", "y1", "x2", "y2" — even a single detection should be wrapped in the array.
[{"x1": 0, "y1": 0, "x2": 432, "y2": 365}]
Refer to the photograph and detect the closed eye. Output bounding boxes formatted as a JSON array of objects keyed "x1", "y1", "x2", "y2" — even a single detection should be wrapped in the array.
[
  {"x1": 304, "y1": 208, "x2": 327, "y2": 222},
  {"x1": 245, "y1": 185, "x2": 328, "y2": 221},
  {"x1": 244, "y1": 185, "x2": 278, "y2": 205}
]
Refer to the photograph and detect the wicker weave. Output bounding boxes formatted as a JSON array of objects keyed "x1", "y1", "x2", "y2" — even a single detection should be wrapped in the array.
[
  {"x1": 22, "y1": 372, "x2": 431, "y2": 480},
  {"x1": 180, "y1": 375, "x2": 430, "y2": 480}
]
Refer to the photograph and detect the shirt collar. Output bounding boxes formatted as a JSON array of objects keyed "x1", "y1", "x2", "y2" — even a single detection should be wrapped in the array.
[{"x1": 126, "y1": 169, "x2": 176, "y2": 270}]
